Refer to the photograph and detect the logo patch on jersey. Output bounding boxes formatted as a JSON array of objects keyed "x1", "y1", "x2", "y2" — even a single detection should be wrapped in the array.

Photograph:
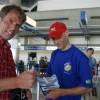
[
  {"x1": 86, "y1": 80, "x2": 91, "y2": 84},
  {"x1": 64, "y1": 63, "x2": 72, "y2": 72}
]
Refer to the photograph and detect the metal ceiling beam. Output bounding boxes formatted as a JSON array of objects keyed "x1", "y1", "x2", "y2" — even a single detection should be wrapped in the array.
[
  {"x1": 18, "y1": 30, "x2": 100, "y2": 37},
  {"x1": 21, "y1": 44, "x2": 100, "y2": 47},
  {"x1": 90, "y1": 16, "x2": 100, "y2": 19},
  {"x1": 35, "y1": 17, "x2": 69, "y2": 21}
]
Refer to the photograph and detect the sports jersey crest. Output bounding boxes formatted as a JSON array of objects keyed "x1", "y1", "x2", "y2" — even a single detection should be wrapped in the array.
[{"x1": 64, "y1": 63, "x2": 72, "y2": 72}]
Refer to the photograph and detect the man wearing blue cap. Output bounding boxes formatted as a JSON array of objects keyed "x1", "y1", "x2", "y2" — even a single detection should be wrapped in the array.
[{"x1": 45, "y1": 22, "x2": 93, "y2": 100}]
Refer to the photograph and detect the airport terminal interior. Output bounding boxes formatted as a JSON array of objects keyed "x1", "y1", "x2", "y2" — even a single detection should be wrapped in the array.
[{"x1": 0, "y1": 0, "x2": 100, "y2": 100}]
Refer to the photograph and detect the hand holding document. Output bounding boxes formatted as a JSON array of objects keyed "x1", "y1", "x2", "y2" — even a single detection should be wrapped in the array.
[{"x1": 37, "y1": 74, "x2": 59, "y2": 95}]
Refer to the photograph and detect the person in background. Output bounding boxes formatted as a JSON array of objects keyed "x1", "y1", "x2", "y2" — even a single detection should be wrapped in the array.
[
  {"x1": 16, "y1": 60, "x2": 25, "y2": 74},
  {"x1": 86, "y1": 48, "x2": 97, "y2": 75},
  {"x1": 97, "y1": 60, "x2": 100, "y2": 76},
  {"x1": 46, "y1": 22, "x2": 93, "y2": 100},
  {"x1": 86, "y1": 48, "x2": 97, "y2": 97},
  {"x1": 39, "y1": 56, "x2": 48, "y2": 74},
  {"x1": 0, "y1": 5, "x2": 36, "y2": 100}
]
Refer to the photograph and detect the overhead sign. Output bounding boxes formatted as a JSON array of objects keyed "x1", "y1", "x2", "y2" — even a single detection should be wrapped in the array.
[
  {"x1": 24, "y1": 45, "x2": 46, "y2": 50},
  {"x1": 80, "y1": 11, "x2": 87, "y2": 25}
]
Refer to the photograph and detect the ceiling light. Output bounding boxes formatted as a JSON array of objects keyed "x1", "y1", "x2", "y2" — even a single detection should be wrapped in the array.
[{"x1": 26, "y1": 16, "x2": 36, "y2": 27}]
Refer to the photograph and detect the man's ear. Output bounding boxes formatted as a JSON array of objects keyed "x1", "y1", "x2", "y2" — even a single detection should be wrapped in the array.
[
  {"x1": 0, "y1": 11, "x2": 4, "y2": 21},
  {"x1": 0, "y1": 17, "x2": 2, "y2": 23},
  {"x1": 0, "y1": 17, "x2": 1, "y2": 22},
  {"x1": 65, "y1": 30, "x2": 69, "y2": 37}
]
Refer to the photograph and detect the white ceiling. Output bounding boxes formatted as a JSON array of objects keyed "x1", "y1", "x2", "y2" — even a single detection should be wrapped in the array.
[
  {"x1": 26, "y1": 7, "x2": 100, "y2": 28},
  {"x1": 0, "y1": 0, "x2": 100, "y2": 36}
]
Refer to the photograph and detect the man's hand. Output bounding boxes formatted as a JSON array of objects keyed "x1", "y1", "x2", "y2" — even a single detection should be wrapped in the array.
[
  {"x1": 16, "y1": 70, "x2": 36, "y2": 89},
  {"x1": 46, "y1": 88, "x2": 63, "y2": 100}
]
